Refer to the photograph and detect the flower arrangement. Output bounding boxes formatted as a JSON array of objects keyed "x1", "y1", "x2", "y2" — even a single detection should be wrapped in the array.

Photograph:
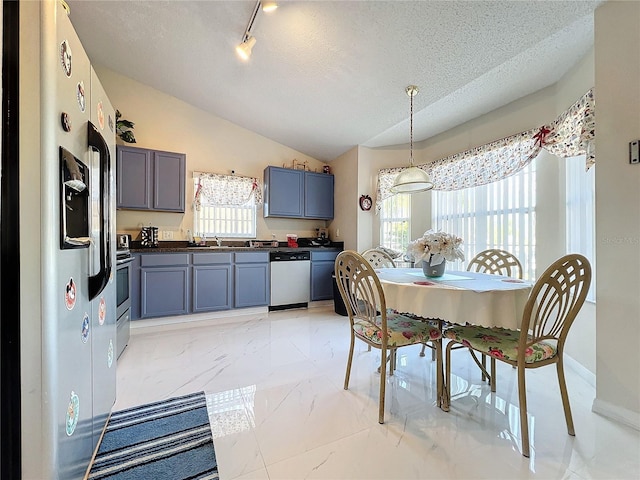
[{"x1": 407, "y1": 229, "x2": 465, "y2": 266}]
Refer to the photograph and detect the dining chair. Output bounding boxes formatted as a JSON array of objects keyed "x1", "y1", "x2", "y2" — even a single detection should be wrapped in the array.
[
  {"x1": 420, "y1": 248, "x2": 525, "y2": 362},
  {"x1": 360, "y1": 249, "x2": 397, "y2": 353},
  {"x1": 461, "y1": 249, "x2": 525, "y2": 383},
  {"x1": 444, "y1": 253, "x2": 591, "y2": 457},
  {"x1": 334, "y1": 250, "x2": 443, "y2": 423},
  {"x1": 467, "y1": 248, "x2": 523, "y2": 278},
  {"x1": 362, "y1": 248, "x2": 397, "y2": 268}
]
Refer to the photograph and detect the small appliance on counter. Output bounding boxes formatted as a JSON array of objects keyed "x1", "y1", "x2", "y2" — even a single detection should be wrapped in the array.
[
  {"x1": 286, "y1": 234, "x2": 298, "y2": 248},
  {"x1": 298, "y1": 236, "x2": 332, "y2": 247},
  {"x1": 117, "y1": 233, "x2": 131, "y2": 251},
  {"x1": 140, "y1": 226, "x2": 159, "y2": 247},
  {"x1": 248, "y1": 239, "x2": 280, "y2": 248}
]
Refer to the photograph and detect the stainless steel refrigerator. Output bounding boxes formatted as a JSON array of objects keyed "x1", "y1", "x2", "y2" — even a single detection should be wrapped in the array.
[{"x1": 18, "y1": 1, "x2": 118, "y2": 478}]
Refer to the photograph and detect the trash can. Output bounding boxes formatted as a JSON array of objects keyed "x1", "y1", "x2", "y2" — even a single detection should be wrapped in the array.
[{"x1": 332, "y1": 273, "x2": 348, "y2": 316}]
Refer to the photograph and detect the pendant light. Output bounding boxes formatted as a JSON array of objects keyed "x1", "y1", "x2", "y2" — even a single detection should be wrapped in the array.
[{"x1": 390, "y1": 85, "x2": 434, "y2": 193}]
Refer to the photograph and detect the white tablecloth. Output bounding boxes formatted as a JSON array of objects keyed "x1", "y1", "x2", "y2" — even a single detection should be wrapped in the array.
[{"x1": 377, "y1": 268, "x2": 533, "y2": 329}]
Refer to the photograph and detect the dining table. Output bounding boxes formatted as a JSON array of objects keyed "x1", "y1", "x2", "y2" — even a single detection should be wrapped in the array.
[{"x1": 375, "y1": 267, "x2": 533, "y2": 410}]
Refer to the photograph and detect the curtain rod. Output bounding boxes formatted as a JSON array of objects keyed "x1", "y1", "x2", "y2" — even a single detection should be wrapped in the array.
[{"x1": 192, "y1": 170, "x2": 256, "y2": 179}]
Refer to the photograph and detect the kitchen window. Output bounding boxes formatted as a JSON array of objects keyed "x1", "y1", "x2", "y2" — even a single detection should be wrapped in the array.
[{"x1": 192, "y1": 173, "x2": 261, "y2": 238}]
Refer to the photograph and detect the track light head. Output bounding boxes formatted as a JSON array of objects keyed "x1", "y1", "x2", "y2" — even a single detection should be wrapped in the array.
[
  {"x1": 236, "y1": 36, "x2": 257, "y2": 60},
  {"x1": 261, "y1": 2, "x2": 278, "y2": 12}
]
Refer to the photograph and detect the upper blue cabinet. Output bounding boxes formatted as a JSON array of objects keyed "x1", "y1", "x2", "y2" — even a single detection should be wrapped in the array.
[
  {"x1": 117, "y1": 145, "x2": 186, "y2": 212},
  {"x1": 263, "y1": 166, "x2": 334, "y2": 220}
]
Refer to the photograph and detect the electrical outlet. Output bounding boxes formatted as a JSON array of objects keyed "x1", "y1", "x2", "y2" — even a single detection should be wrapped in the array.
[
  {"x1": 630, "y1": 140, "x2": 640, "y2": 164},
  {"x1": 162, "y1": 230, "x2": 174, "y2": 240}
]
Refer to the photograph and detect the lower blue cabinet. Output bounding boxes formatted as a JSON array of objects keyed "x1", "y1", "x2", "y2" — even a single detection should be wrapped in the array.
[
  {"x1": 311, "y1": 251, "x2": 340, "y2": 301},
  {"x1": 193, "y1": 265, "x2": 233, "y2": 312},
  {"x1": 235, "y1": 252, "x2": 269, "y2": 308},
  {"x1": 134, "y1": 251, "x2": 269, "y2": 319},
  {"x1": 141, "y1": 266, "x2": 190, "y2": 318},
  {"x1": 192, "y1": 253, "x2": 233, "y2": 313}
]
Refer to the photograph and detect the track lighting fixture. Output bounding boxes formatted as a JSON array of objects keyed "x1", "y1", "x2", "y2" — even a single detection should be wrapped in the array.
[{"x1": 236, "y1": 1, "x2": 277, "y2": 61}]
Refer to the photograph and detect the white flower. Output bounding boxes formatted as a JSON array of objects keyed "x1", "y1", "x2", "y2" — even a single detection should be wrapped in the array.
[{"x1": 407, "y1": 229, "x2": 465, "y2": 266}]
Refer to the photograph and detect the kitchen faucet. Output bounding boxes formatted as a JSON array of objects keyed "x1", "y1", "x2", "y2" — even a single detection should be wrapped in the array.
[{"x1": 215, "y1": 236, "x2": 222, "y2": 247}]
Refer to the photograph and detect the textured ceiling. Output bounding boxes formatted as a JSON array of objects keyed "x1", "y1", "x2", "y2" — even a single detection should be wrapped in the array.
[{"x1": 67, "y1": 0, "x2": 603, "y2": 162}]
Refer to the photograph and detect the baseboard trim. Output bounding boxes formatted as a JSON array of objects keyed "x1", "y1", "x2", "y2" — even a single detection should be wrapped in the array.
[
  {"x1": 592, "y1": 397, "x2": 640, "y2": 431},
  {"x1": 130, "y1": 302, "x2": 336, "y2": 334},
  {"x1": 564, "y1": 354, "x2": 595, "y2": 388},
  {"x1": 130, "y1": 307, "x2": 268, "y2": 332}
]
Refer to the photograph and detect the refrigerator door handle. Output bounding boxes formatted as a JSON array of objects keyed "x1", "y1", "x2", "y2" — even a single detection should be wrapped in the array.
[{"x1": 88, "y1": 121, "x2": 112, "y2": 301}]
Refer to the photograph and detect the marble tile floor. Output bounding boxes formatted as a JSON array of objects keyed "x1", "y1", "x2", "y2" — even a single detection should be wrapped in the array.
[{"x1": 115, "y1": 306, "x2": 640, "y2": 480}]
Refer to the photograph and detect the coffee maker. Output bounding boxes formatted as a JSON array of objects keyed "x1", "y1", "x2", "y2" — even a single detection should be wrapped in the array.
[{"x1": 140, "y1": 226, "x2": 159, "y2": 247}]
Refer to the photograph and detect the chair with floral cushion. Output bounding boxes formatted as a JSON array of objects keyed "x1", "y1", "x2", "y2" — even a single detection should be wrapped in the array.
[
  {"x1": 362, "y1": 248, "x2": 397, "y2": 268},
  {"x1": 334, "y1": 250, "x2": 443, "y2": 423},
  {"x1": 460, "y1": 249, "x2": 524, "y2": 383},
  {"x1": 444, "y1": 253, "x2": 591, "y2": 457}
]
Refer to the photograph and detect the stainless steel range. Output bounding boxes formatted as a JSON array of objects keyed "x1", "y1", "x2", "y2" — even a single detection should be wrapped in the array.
[{"x1": 115, "y1": 248, "x2": 133, "y2": 358}]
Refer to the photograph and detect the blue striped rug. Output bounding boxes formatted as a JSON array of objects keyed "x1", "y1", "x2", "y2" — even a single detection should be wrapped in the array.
[{"x1": 88, "y1": 391, "x2": 218, "y2": 480}]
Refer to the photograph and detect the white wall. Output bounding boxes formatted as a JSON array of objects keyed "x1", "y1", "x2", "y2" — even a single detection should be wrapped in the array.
[
  {"x1": 593, "y1": 0, "x2": 640, "y2": 428},
  {"x1": 95, "y1": 67, "x2": 331, "y2": 243},
  {"x1": 330, "y1": 146, "x2": 358, "y2": 250}
]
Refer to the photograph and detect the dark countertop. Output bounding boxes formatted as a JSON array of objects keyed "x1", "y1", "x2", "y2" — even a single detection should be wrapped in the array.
[{"x1": 129, "y1": 240, "x2": 343, "y2": 254}]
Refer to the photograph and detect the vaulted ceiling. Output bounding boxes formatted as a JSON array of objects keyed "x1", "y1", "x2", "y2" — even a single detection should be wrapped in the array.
[{"x1": 67, "y1": 0, "x2": 603, "y2": 162}]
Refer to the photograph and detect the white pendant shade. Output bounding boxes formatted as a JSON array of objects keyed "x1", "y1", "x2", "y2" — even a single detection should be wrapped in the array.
[
  {"x1": 391, "y1": 85, "x2": 435, "y2": 194},
  {"x1": 390, "y1": 166, "x2": 433, "y2": 193}
]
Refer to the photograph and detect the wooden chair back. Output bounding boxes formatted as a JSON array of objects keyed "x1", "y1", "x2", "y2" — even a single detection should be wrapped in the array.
[
  {"x1": 335, "y1": 250, "x2": 386, "y2": 335},
  {"x1": 467, "y1": 248, "x2": 523, "y2": 279},
  {"x1": 520, "y1": 253, "x2": 591, "y2": 360},
  {"x1": 362, "y1": 248, "x2": 396, "y2": 268}
]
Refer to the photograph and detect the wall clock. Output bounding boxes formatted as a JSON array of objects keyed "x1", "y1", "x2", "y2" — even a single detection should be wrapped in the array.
[{"x1": 359, "y1": 195, "x2": 372, "y2": 211}]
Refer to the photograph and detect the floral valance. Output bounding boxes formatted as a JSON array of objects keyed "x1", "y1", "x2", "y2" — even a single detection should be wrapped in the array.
[
  {"x1": 376, "y1": 130, "x2": 540, "y2": 211},
  {"x1": 537, "y1": 88, "x2": 595, "y2": 170},
  {"x1": 376, "y1": 88, "x2": 595, "y2": 211},
  {"x1": 193, "y1": 172, "x2": 262, "y2": 210}
]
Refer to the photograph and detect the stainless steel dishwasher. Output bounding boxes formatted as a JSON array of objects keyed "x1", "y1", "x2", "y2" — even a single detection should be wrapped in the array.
[{"x1": 269, "y1": 250, "x2": 311, "y2": 311}]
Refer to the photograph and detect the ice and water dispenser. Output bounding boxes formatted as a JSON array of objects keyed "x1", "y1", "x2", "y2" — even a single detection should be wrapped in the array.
[{"x1": 60, "y1": 147, "x2": 90, "y2": 249}]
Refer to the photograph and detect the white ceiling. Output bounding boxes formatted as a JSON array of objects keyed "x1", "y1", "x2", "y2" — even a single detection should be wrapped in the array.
[{"x1": 66, "y1": 0, "x2": 603, "y2": 162}]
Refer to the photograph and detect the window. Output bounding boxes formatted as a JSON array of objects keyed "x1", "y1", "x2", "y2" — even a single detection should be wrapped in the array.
[
  {"x1": 192, "y1": 174, "x2": 260, "y2": 239},
  {"x1": 379, "y1": 193, "x2": 411, "y2": 253},
  {"x1": 193, "y1": 202, "x2": 257, "y2": 239},
  {"x1": 432, "y1": 159, "x2": 537, "y2": 279},
  {"x1": 566, "y1": 155, "x2": 595, "y2": 301}
]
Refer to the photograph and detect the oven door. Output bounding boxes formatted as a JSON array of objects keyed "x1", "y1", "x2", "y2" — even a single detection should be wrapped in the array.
[
  {"x1": 116, "y1": 256, "x2": 133, "y2": 358},
  {"x1": 116, "y1": 256, "x2": 133, "y2": 318}
]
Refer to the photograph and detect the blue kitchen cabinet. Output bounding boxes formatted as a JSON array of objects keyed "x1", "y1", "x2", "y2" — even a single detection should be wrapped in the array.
[
  {"x1": 263, "y1": 166, "x2": 334, "y2": 219},
  {"x1": 192, "y1": 253, "x2": 233, "y2": 312},
  {"x1": 117, "y1": 145, "x2": 186, "y2": 212},
  {"x1": 311, "y1": 250, "x2": 340, "y2": 300},
  {"x1": 234, "y1": 252, "x2": 270, "y2": 308},
  {"x1": 140, "y1": 253, "x2": 190, "y2": 318},
  {"x1": 263, "y1": 166, "x2": 304, "y2": 217},
  {"x1": 305, "y1": 171, "x2": 334, "y2": 219}
]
